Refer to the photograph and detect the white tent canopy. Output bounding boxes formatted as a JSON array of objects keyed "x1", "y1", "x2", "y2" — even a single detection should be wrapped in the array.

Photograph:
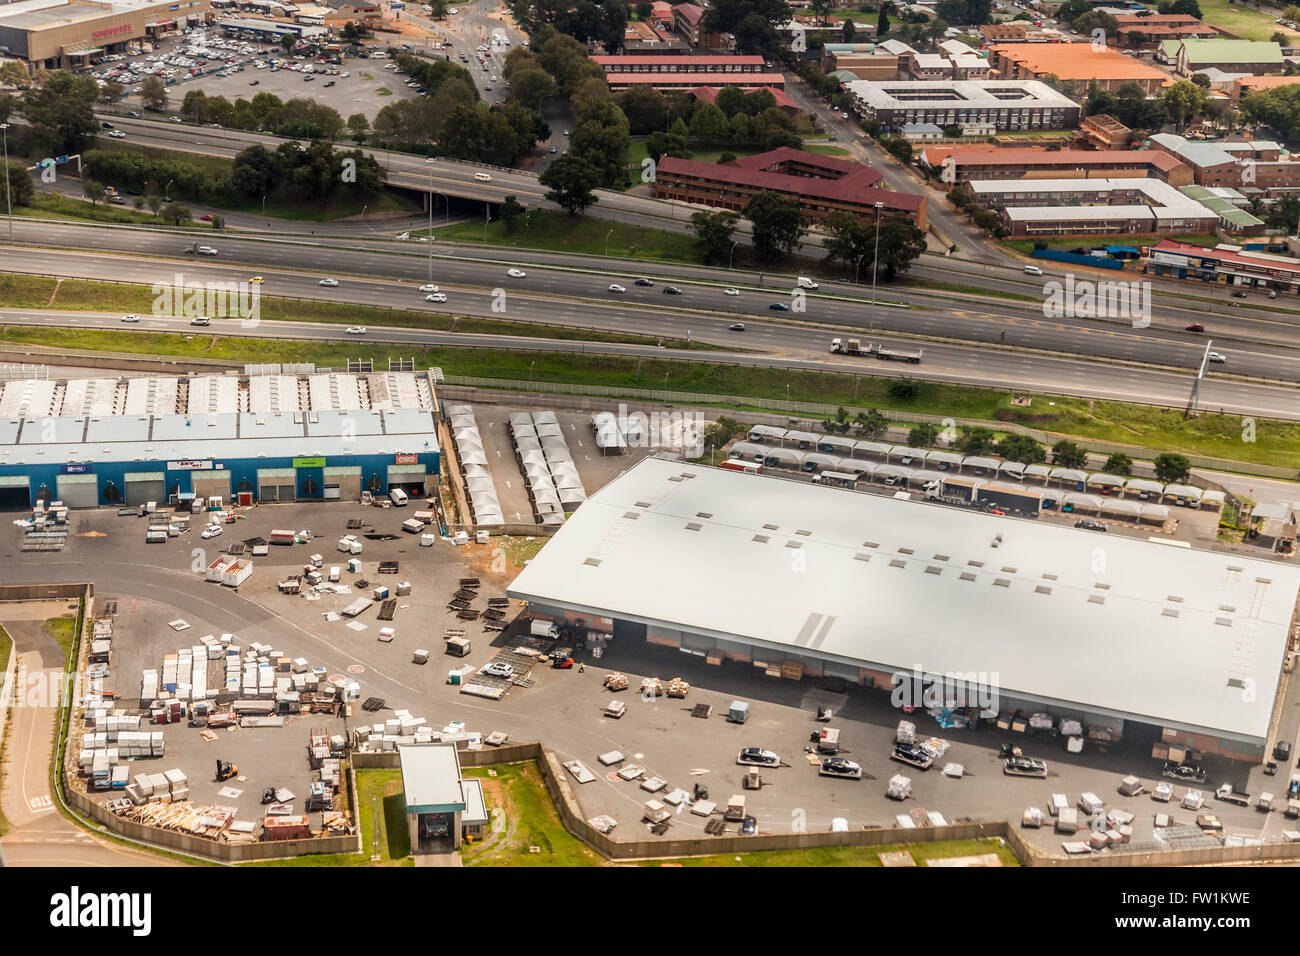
[
  {"x1": 1125, "y1": 478, "x2": 1164, "y2": 495},
  {"x1": 1164, "y1": 484, "x2": 1202, "y2": 501},
  {"x1": 762, "y1": 447, "x2": 804, "y2": 466},
  {"x1": 749, "y1": 424, "x2": 786, "y2": 440},
  {"x1": 1023, "y1": 464, "x2": 1051, "y2": 478},
  {"x1": 889, "y1": 446, "x2": 928, "y2": 462},
  {"x1": 1050, "y1": 468, "x2": 1088, "y2": 484},
  {"x1": 1063, "y1": 493, "x2": 1103, "y2": 510},
  {"x1": 874, "y1": 464, "x2": 913, "y2": 480},
  {"x1": 1087, "y1": 473, "x2": 1127, "y2": 487},
  {"x1": 1141, "y1": 504, "x2": 1171, "y2": 520},
  {"x1": 802, "y1": 453, "x2": 839, "y2": 470},
  {"x1": 785, "y1": 430, "x2": 820, "y2": 445},
  {"x1": 730, "y1": 441, "x2": 766, "y2": 461},
  {"x1": 854, "y1": 440, "x2": 892, "y2": 457},
  {"x1": 963, "y1": 456, "x2": 1000, "y2": 471},
  {"x1": 532, "y1": 411, "x2": 559, "y2": 426},
  {"x1": 926, "y1": 451, "x2": 963, "y2": 467}
]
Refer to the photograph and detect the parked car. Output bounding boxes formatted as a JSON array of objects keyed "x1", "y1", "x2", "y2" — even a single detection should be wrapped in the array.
[
  {"x1": 1163, "y1": 761, "x2": 1206, "y2": 783},
  {"x1": 1231, "y1": 290, "x2": 1247, "y2": 298},
  {"x1": 1074, "y1": 519, "x2": 1107, "y2": 532},
  {"x1": 1276, "y1": 741, "x2": 1293, "y2": 762},
  {"x1": 201, "y1": 525, "x2": 223, "y2": 539},
  {"x1": 737, "y1": 747, "x2": 779, "y2": 766},
  {"x1": 481, "y1": 661, "x2": 514, "y2": 679},
  {"x1": 106, "y1": 129, "x2": 127, "y2": 138},
  {"x1": 198, "y1": 213, "x2": 213, "y2": 221},
  {"x1": 740, "y1": 815, "x2": 757, "y2": 836}
]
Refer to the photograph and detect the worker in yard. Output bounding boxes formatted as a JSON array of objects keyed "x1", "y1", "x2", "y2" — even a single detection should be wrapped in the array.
[{"x1": 578, "y1": 662, "x2": 585, "y2": 673}]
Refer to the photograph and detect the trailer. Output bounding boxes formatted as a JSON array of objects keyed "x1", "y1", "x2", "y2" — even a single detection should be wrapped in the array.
[
  {"x1": 891, "y1": 743, "x2": 933, "y2": 771},
  {"x1": 976, "y1": 482, "x2": 1044, "y2": 517},
  {"x1": 221, "y1": 559, "x2": 252, "y2": 588},
  {"x1": 270, "y1": 529, "x2": 296, "y2": 546},
  {"x1": 814, "y1": 727, "x2": 841, "y2": 755},
  {"x1": 829, "y1": 337, "x2": 922, "y2": 364}
]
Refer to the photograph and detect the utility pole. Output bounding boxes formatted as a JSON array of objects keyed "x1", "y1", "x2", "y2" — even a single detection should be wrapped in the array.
[
  {"x1": 0, "y1": 123, "x2": 11, "y2": 241},
  {"x1": 869, "y1": 201, "x2": 883, "y2": 332}
]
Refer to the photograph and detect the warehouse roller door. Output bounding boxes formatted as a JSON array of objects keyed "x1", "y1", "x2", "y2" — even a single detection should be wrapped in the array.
[
  {"x1": 257, "y1": 468, "x2": 294, "y2": 503},
  {"x1": 0, "y1": 475, "x2": 30, "y2": 510},
  {"x1": 124, "y1": 472, "x2": 165, "y2": 505},
  {"x1": 386, "y1": 463, "x2": 427, "y2": 496},
  {"x1": 325, "y1": 467, "x2": 361, "y2": 501},
  {"x1": 192, "y1": 470, "x2": 231, "y2": 502},
  {"x1": 56, "y1": 473, "x2": 99, "y2": 508}
]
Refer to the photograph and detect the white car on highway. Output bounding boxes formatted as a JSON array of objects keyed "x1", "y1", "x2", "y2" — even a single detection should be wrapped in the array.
[
  {"x1": 426, "y1": 293, "x2": 447, "y2": 303},
  {"x1": 723, "y1": 287, "x2": 740, "y2": 296},
  {"x1": 419, "y1": 283, "x2": 439, "y2": 292},
  {"x1": 507, "y1": 268, "x2": 526, "y2": 278},
  {"x1": 318, "y1": 278, "x2": 339, "y2": 287},
  {"x1": 346, "y1": 326, "x2": 367, "y2": 335},
  {"x1": 201, "y1": 525, "x2": 223, "y2": 539},
  {"x1": 121, "y1": 313, "x2": 141, "y2": 323},
  {"x1": 106, "y1": 130, "x2": 127, "y2": 138},
  {"x1": 608, "y1": 283, "x2": 626, "y2": 294}
]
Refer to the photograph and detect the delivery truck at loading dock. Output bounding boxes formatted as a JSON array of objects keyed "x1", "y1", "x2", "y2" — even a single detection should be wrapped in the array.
[{"x1": 830, "y1": 338, "x2": 923, "y2": 364}]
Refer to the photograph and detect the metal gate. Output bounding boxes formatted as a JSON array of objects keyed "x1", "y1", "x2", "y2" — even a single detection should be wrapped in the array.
[
  {"x1": 124, "y1": 472, "x2": 166, "y2": 505},
  {"x1": 325, "y1": 467, "x2": 361, "y2": 501},
  {"x1": 0, "y1": 475, "x2": 30, "y2": 510},
  {"x1": 56, "y1": 473, "x2": 98, "y2": 508},
  {"x1": 257, "y1": 468, "x2": 294, "y2": 503}
]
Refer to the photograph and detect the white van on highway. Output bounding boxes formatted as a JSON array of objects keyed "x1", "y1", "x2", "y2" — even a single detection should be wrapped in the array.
[
  {"x1": 1024, "y1": 265, "x2": 1043, "y2": 276},
  {"x1": 474, "y1": 172, "x2": 492, "y2": 182}
]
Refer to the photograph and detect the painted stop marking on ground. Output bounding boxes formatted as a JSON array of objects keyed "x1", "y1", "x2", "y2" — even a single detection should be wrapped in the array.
[{"x1": 347, "y1": 664, "x2": 365, "y2": 674}]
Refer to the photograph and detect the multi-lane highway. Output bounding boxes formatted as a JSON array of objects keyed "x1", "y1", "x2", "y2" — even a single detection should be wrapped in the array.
[{"x1": 3, "y1": 226, "x2": 1300, "y2": 419}]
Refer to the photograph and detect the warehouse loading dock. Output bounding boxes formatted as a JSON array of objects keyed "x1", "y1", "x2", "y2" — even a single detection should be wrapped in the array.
[
  {"x1": 124, "y1": 472, "x2": 166, "y2": 505},
  {"x1": 0, "y1": 475, "x2": 30, "y2": 510}
]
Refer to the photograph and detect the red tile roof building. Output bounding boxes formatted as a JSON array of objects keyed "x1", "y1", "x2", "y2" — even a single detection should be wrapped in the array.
[{"x1": 652, "y1": 148, "x2": 927, "y2": 228}]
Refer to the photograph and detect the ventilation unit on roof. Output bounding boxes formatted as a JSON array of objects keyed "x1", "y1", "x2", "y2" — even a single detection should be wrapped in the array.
[
  {"x1": 959, "y1": 571, "x2": 976, "y2": 582},
  {"x1": 1035, "y1": 585, "x2": 1052, "y2": 595},
  {"x1": 1215, "y1": 617, "x2": 1233, "y2": 627},
  {"x1": 889, "y1": 559, "x2": 906, "y2": 569},
  {"x1": 1088, "y1": 594, "x2": 1105, "y2": 605},
  {"x1": 764, "y1": 523, "x2": 779, "y2": 531},
  {"x1": 1161, "y1": 608, "x2": 1179, "y2": 618},
  {"x1": 1042, "y1": 573, "x2": 1058, "y2": 581},
  {"x1": 786, "y1": 541, "x2": 802, "y2": 549},
  {"x1": 1001, "y1": 567, "x2": 1017, "y2": 574},
  {"x1": 933, "y1": 554, "x2": 950, "y2": 562},
  {"x1": 1218, "y1": 605, "x2": 1236, "y2": 612},
  {"x1": 1094, "y1": 582, "x2": 1111, "y2": 590},
  {"x1": 583, "y1": 558, "x2": 601, "y2": 567},
  {"x1": 863, "y1": 541, "x2": 879, "y2": 549},
  {"x1": 752, "y1": 534, "x2": 770, "y2": 543},
  {"x1": 854, "y1": 553, "x2": 871, "y2": 562},
  {"x1": 993, "y1": 578, "x2": 1010, "y2": 587},
  {"x1": 967, "y1": 560, "x2": 984, "y2": 568},
  {"x1": 796, "y1": 529, "x2": 811, "y2": 536},
  {"x1": 685, "y1": 522, "x2": 702, "y2": 531},
  {"x1": 925, "y1": 566, "x2": 942, "y2": 575},
  {"x1": 668, "y1": 476, "x2": 684, "y2": 482},
  {"x1": 898, "y1": 547, "x2": 914, "y2": 555},
  {"x1": 1256, "y1": 577, "x2": 1272, "y2": 585},
  {"x1": 696, "y1": 512, "x2": 713, "y2": 519},
  {"x1": 622, "y1": 512, "x2": 639, "y2": 519},
  {"x1": 1167, "y1": 595, "x2": 1184, "y2": 603}
]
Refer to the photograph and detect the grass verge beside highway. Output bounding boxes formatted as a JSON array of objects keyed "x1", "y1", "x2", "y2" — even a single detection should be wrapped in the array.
[
  {"x1": 0, "y1": 324, "x2": 1295, "y2": 469},
  {"x1": 433, "y1": 209, "x2": 701, "y2": 262},
  {"x1": 0, "y1": 625, "x2": 12, "y2": 836},
  {"x1": 0, "y1": 274, "x2": 709, "y2": 350}
]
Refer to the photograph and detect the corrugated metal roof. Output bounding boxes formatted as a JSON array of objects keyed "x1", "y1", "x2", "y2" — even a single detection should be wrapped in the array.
[{"x1": 508, "y1": 458, "x2": 1300, "y2": 744}]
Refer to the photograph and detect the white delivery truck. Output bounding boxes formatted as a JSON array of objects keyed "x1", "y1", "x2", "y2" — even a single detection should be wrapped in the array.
[{"x1": 389, "y1": 488, "x2": 408, "y2": 506}]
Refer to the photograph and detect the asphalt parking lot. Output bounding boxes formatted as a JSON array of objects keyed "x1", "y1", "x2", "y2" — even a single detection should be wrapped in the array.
[
  {"x1": 13, "y1": 488, "x2": 1290, "y2": 858},
  {"x1": 163, "y1": 57, "x2": 425, "y2": 122}
]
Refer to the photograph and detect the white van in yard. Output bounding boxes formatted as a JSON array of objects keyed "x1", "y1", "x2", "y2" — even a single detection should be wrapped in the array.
[{"x1": 389, "y1": 488, "x2": 408, "y2": 506}]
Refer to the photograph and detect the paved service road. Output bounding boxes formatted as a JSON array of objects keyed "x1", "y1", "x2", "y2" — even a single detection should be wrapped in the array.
[{"x1": 0, "y1": 609, "x2": 176, "y2": 867}]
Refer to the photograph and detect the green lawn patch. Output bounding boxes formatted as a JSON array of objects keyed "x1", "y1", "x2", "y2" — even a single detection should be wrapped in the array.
[
  {"x1": 906, "y1": 278, "x2": 1038, "y2": 303},
  {"x1": 94, "y1": 138, "x2": 234, "y2": 179},
  {"x1": 43, "y1": 615, "x2": 78, "y2": 664},
  {"x1": 437, "y1": 208, "x2": 701, "y2": 262},
  {"x1": 1158, "y1": 0, "x2": 1299, "y2": 40},
  {"x1": 461, "y1": 762, "x2": 602, "y2": 866},
  {"x1": 15, "y1": 192, "x2": 165, "y2": 226},
  {"x1": 1001, "y1": 234, "x2": 1220, "y2": 256},
  {"x1": 376, "y1": 87, "x2": 393, "y2": 96}
]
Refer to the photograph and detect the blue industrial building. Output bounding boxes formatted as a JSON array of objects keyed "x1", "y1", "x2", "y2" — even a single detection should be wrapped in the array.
[{"x1": 0, "y1": 371, "x2": 441, "y2": 509}]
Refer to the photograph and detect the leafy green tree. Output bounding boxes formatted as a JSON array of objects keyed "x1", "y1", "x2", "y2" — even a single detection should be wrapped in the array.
[
  {"x1": 2, "y1": 160, "x2": 34, "y2": 207},
  {"x1": 346, "y1": 112, "x2": 370, "y2": 144},
  {"x1": 159, "y1": 201, "x2": 192, "y2": 225},
  {"x1": 909, "y1": 423, "x2": 940, "y2": 447},
  {"x1": 853, "y1": 409, "x2": 889, "y2": 439},
  {"x1": 140, "y1": 75, "x2": 168, "y2": 112},
  {"x1": 279, "y1": 34, "x2": 296, "y2": 55},
  {"x1": 539, "y1": 152, "x2": 600, "y2": 215},
  {"x1": 995, "y1": 433, "x2": 1045, "y2": 464},
  {"x1": 955, "y1": 426, "x2": 996, "y2": 456},
  {"x1": 83, "y1": 178, "x2": 106, "y2": 206},
  {"x1": 703, "y1": 415, "x2": 745, "y2": 450},
  {"x1": 21, "y1": 70, "x2": 99, "y2": 154},
  {"x1": 0, "y1": 60, "x2": 31, "y2": 90},
  {"x1": 876, "y1": 212, "x2": 926, "y2": 281},
  {"x1": 617, "y1": 86, "x2": 668, "y2": 133},
  {"x1": 1051, "y1": 439, "x2": 1089, "y2": 469},
  {"x1": 101, "y1": 80, "x2": 125, "y2": 105},
  {"x1": 146, "y1": 191, "x2": 163, "y2": 215},
  {"x1": 689, "y1": 209, "x2": 739, "y2": 263},
  {"x1": 889, "y1": 378, "x2": 919, "y2": 400},
  {"x1": 744, "y1": 190, "x2": 806, "y2": 261},
  {"x1": 499, "y1": 194, "x2": 526, "y2": 231},
  {"x1": 508, "y1": 68, "x2": 556, "y2": 112},
  {"x1": 1160, "y1": 79, "x2": 1208, "y2": 130},
  {"x1": 1102, "y1": 453, "x2": 1133, "y2": 476},
  {"x1": 1153, "y1": 453, "x2": 1191, "y2": 483},
  {"x1": 689, "y1": 102, "x2": 729, "y2": 142},
  {"x1": 702, "y1": 0, "x2": 793, "y2": 53},
  {"x1": 1170, "y1": 0, "x2": 1201, "y2": 18},
  {"x1": 714, "y1": 86, "x2": 747, "y2": 118}
]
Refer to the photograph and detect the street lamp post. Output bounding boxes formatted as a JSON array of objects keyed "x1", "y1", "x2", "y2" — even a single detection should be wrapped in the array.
[
  {"x1": 528, "y1": 361, "x2": 534, "y2": 390},
  {"x1": 0, "y1": 123, "x2": 11, "y2": 241},
  {"x1": 427, "y1": 175, "x2": 434, "y2": 282},
  {"x1": 604, "y1": 227, "x2": 614, "y2": 258},
  {"x1": 869, "y1": 201, "x2": 884, "y2": 332},
  {"x1": 729, "y1": 240, "x2": 739, "y2": 270}
]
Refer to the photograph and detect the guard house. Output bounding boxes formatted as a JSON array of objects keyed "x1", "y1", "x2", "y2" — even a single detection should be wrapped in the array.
[{"x1": 397, "y1": 743, "x2": 489, "y2": 849}]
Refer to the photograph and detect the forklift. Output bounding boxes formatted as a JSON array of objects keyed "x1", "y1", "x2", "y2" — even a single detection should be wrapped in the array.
[{"x1": 216, "y1": 759, "x2": 238, "y2": 782}]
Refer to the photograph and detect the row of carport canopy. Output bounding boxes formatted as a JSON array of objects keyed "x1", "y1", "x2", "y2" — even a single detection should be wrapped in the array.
[
  {"x1": 448, "y1": 405, "x2": 504, "y2": 527},
  {"x1": 508, "y1": 411, "x2": 587, "y2": 525},
  {"x1": 591, "y1": 411, "x2": 645, "y2": 452},
  {"x1": 731, "y1": 440, "x2": 1223, "y2": 505}
]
